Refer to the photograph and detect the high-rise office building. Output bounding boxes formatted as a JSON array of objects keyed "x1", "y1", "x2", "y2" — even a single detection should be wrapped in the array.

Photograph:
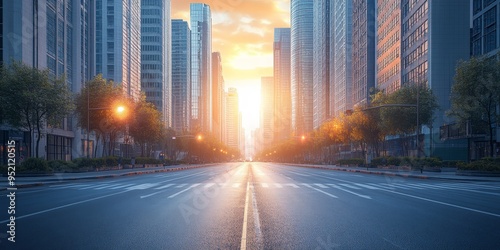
[
  {"x1": 212, "y1": 52, "x2": 224, "y2": 142},
  {"x1": 352, "y1": 0, "x2": 376, "y2": 107},
  {"x1": 313, "y1": 0, "x2": 332, "y2": 129},
  {"x1": 260, "y1": 77, "x2": 274, "y2": 150},
  {"x1": 400, "y1": 0, "x2": 469, "y2": 128},
  {"x1": 96, "y1": 0, "x2": 141, "y2": 100},
  {"x1": 332, "y1": 0, "x2": 353, "y2": 117},
  {"x1": 171, "y1": 19, "x2": 191, "y2": 134},
  {"x1": 472, "y1": 0, "x2": 500, "y2": 57},
  {"x1": 273, "y1": 28, "x2": 291, "y2": 143},
  {"x1": 377, "y1": 0, "x2": 470, "y2": 159},
  {"x1": 190, "y1": 3, "x2": 212, "y2": 133},
  {"x1": 226, "y1": 88, "x2": 240, "y2": 151},
  {"x1": 1, "y1": 0, "x2": 94, "y2": 161},
  {"x1": 141, "y1": 0, "x2": 171, "y2": 127},
  {"x1": 291, "y1": 0, "x2": 314, "y2": 135},
  {"x1": 376, "y1": 0, "x2": 401, "y2": 94}
]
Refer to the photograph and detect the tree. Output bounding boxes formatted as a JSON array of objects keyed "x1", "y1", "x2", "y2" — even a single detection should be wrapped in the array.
[
  {"x1": 372, "y1": 85, "x2": 438, "y2": 156},
  {"x1": 74, "y1": 74, "x2": 130, "y2": 157},
  {"x1": 129, "y1": 96, "x2": 163, "y2": 157},
  {"x1": 0, "y1": 61, "x2": 73, "y2": 158},
  {"x1": 448, "y1": 56, "x2": 500, "y2": 157}
]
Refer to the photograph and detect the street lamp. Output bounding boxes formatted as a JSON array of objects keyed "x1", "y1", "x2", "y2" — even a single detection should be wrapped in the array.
[{"x1": 86, "y1": 104, "x2": 126, "y2": 158}]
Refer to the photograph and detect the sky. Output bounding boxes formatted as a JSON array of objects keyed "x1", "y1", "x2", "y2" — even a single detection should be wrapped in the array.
[{"x1": 171, "y1": 0, "x2": 291, "y2": 131}]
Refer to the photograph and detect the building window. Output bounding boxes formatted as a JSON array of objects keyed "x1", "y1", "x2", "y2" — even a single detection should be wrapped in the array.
[{"x1": 473, "y1": 0, "x2": 482, "y2": 15}]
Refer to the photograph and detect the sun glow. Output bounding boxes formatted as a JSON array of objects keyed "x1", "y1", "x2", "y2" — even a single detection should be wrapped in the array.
[{"x1": 227, "y1": 80, "x2": 262, "y2": 131}]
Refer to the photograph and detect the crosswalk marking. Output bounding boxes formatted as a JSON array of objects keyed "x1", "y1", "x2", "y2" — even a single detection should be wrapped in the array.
[
  {"x1": 314, "y1": 183, "x2": 328, "y2": 189},
  {"x1": 154, "y1": 184, "x2": 175, "y2": 190},
  {"x1": 110, "y1": 184, "x2": 134, "y2": 189},
  {"x1": 338, "y1": 183, "x2": 361, "y2": 190},
  {"x1": 52, "y1": 181, "x2": 500, "y2": 200},
  {"x1": 354, "y1": 183, "x2": 380, "y2": 190},
  {"x1": 302, "y1": 183, "x2": 338, "y2": 198}
]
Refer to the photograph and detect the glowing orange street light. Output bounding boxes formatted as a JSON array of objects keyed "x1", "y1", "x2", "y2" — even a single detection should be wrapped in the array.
[
  {"x1": 116, "y1": 106, "x2": 125, "y2": 113},
  {"x1": 301, "y1": 135, "x2": 306, "y2": 142},
  {"x1": 196, "y1": 135, "x2": 203, "y2": 141}
]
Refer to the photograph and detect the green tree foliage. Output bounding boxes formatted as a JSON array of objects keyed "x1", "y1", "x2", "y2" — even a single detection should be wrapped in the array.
[
  {"x1": 74, "y1": 74, "x2": 131, "y2": 157},
  {"x1": 0, "y1": 61, "x2": 73, "y2": 157},
  {"x1": 129, "y1": 96, "x2": 163, "y2": 157},
  {"x1": 448, "y1": 56, "x2": 500, "y2": 157},
  {"x1": 374, "y1": 84, "x2": 439, "y2": 136}
]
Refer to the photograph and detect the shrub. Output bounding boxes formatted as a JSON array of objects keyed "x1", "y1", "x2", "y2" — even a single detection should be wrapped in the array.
[
  {"x1": 48, "y1": 160, "x2": 77, "y2": 172},
  {"x1": 104, "y1": 156, "x2": 118, "y2": 167},
  {"x1": 370, "y1": 157, "x2": 385, "y2": 166},
  {"x1": 387, "y1": 157, "x2": 401, "y2": 166},
  {"x1": 20, "y1": 158, "x2": 51, "y2": 173},
  {"x1": 458, "y1": 158, "x2": 500, "y2": 171},
  {"x1": 337, "y1": 158, "x2": 364, "y2": 166},
  {"x1": 135, "y1": 157, "x2": 161, "y2": 165}
]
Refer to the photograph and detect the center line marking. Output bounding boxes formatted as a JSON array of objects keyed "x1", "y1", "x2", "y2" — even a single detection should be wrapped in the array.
[{"x1": 241, "y1": 181, "x2": 250, "y2": 250}]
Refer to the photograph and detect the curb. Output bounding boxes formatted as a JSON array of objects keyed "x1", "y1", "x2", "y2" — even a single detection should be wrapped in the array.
[
  {"x1": 286, "y1": 164, "x2": 500, "y2": 182},
  {"x1": 1, "y1": 163, "x2": 218, "y2": 190}
]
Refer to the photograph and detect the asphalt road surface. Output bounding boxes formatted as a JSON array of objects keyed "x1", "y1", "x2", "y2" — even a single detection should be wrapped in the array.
[{"x1": 1, "y1": 162, "x2": 500, "y2": 249}]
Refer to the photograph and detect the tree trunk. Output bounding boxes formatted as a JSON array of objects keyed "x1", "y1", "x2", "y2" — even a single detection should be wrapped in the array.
[{"x1": 36, "y1": 126, "x2": 42, "y2": 158}]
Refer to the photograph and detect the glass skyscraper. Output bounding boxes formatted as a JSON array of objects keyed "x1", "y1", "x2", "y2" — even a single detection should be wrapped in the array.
[
  {"x1": 212, "y1": 52, "x2": 224, "y2": 142},
  {"x1": 291, "y1": 0, "x2": 314, "y2": 135},
  {"x1": 332, "y1": 0, "x2": 353, "y2": 117},
  {"x1": 352, "y1": 0, "x2": 375, "y2": 107},
  {"x1": 96, "y1": 0, "x2": 141, "y2": 100},
  {"x1": 190, "y1": 3, "x2": 212, "y2": 133},
  {"x1": 171, "y1": 19, "x2": 191, "y2": 134},
  {"x1": 313, "y1": 0, "x2": 332, "y2": 129},
  {"x1": 273, "y1": 28, "x2": 291, "y2": 143},
  {"x1": 141, "y1": 0, "x2": 171, "y2": 128}
]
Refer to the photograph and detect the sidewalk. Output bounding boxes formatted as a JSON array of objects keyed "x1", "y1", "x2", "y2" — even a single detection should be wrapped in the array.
[
  {"x1": 1, "y1": 164, "x2": 215, "y2": 189},
  {"x1": 289, "y1": 164, "x2": 500, "y2": 182}
]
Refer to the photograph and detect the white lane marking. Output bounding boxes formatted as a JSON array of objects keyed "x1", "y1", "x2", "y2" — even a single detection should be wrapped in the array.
[
  {"x1": 94, "y1": 184, "x2": 121, "y2": 190},
  {"x1": 383, "y1": 183, "x2": 410, "y2": 190},
  {"x1": 314, "y1": 183, "x2": 329, "y2": 189},
  {"x1": 302, "y1": 183, "x2": 338, "y2": 198},
  {"x1": 285, "y1": 183, "x2": 300, "y2": 188},
  {"x1": 232, "y1": 183, "x2": 241, "y2": 188},
  {"x1": 261, "y1": 183, "x2": 269, "y2": 188},
  {"x1": 274, "y1": 183, "x2": 283, "y2": 188},
  {"x1": 126, "y1": 183, "x2": 158, "y2": 190},
  {"x1": 241, "y1": 181, "x2": 250, "y2": 250},
  {"x1": 291, "y1": 172, "x2": 310, "y2": 176},
  {"x1": 327, "y1": 184, "x2": 372, "y2": 199},
  {"x1": 308, "y1": 172, "x2": 500, "y2": 218},
  {"x1": 0, "y1": 190, "x2": 131, "y2": 224},
  {"x1": 338, "y1": 183, "x2": 361, "y2": 190},
  {"x1": 168, "y1": 183, "x2": 201, "y2": 198},
  {"x1": 204, "y1": 183, "x2": 215, "y2": 188},
  {"x1": 380, "y1": 188, "x2": 500, "y2": 218},
  {"x1": 154, "y1": 184, "x2": 175, "y2": 190},
  {"x1": 218, "y1": 183, "x2": 229, "y2": 188},
  {"x1": 417, "y1": 183, "x2": 500, "y2": 196},
  {"x1": 49, "y1": 184, "x2": 86, "y2": 189},
  {"x1": 110, "y1": 184, "x2": 134, "y2": 189},
  {"x1": 402, "y1": 183, "x2": 426, "y2": 190},
  {"x1": 78, "y1": 184, "x2": 107, "y2": 190},
  {"x1": 354, "y1": 183, "x2": 380, "y2": 190}
]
